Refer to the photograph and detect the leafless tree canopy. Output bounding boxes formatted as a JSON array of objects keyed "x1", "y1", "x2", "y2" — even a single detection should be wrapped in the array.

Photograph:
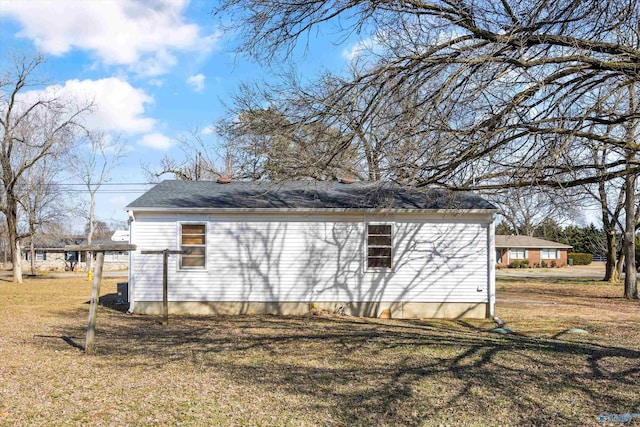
[
  {"x1": 486, "y1": 186, "x2": 583, "y2": 236},
  {"x1": 216, "y1": 0, "x2": 640, "y2": 189},
  {"x1": 0, "y1": 54, "x2": 91, "y2": 282},
  {"x1": 215, "y1": 0, "x2": 640, "y2": 297},
  {"x1": 65, "y1": 131, "x2": 126, "y2": 271}
]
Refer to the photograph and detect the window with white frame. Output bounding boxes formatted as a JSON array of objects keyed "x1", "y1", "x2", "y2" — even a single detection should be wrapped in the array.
[
  {"x1": 367, "y1": 224, "x2": 392, "y2": 268},
  {"x1": 180, "y1": 224, "x2": 206, "y2": 269},
  {"x1": 26, "y1": 250, "x2": 46, "y2": 261},
  {"x1": 508, "y1": 248, "x2": 527, "y2": 259},
  {"x1": 541, "y1": 248, "x2": 559, "y2": 259}
]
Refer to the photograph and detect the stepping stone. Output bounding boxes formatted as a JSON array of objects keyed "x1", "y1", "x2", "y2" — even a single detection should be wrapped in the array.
[{"x1": 565, "y1": 328, "x2": 588, "y2": 334}]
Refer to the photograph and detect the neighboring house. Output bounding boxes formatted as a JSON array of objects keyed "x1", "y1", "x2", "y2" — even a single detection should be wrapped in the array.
[
  {"x1": 22, "y1": 236, "x2": 85, "y2": 271},
  {"x1": 495, "y1": 235, "x2": 572, "y2": 267},
  {"x1": 126, "y1": 180, "x2": 498, "y2": 319},
  {"x1": 22, "y1": 235, "x2": 129, "y2": 271}
]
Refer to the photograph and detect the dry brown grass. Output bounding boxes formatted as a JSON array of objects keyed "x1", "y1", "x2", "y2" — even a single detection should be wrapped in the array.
[{"x1": 0, "y1": 275, "x2": 639, "y2": 426}]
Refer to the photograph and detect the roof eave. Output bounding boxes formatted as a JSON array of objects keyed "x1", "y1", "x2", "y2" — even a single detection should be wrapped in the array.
[
  {"x1": 495, "y1": 244, "x2": 573, "y2": 249},
  {"x1": 126, "y1": 207, "x2": 498, "y2": 215}
]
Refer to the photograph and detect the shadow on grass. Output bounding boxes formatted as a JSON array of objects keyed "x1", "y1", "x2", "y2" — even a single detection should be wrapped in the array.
[
  {"x1": 82, "y1": 292, "x2": 129, "y2": 313},
  {"x1": 34, "y1": 334, "x2": 85, "y2": 351},
  {"x1": 43, "y1": 309, "x2": 640, "y2": 426}
]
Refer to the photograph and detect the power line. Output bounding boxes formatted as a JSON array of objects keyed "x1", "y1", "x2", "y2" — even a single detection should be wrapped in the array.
[
  {"x1": 0, "y1": 182, "x2": 155, "y2": 187},
  {"x1": 46, "y1": 182, "x2": 154, "y2": 186},
  {"x1": 0, "y1": 182, "x2": 156, "y2": 193}
]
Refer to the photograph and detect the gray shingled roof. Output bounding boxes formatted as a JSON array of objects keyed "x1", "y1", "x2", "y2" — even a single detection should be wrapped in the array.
[
  {"x1": 495, "y1": 235, "x2": 572, "y2": 249},
  {"x1": 127, "y1": 180, "x2": 496, "y2": 211}
]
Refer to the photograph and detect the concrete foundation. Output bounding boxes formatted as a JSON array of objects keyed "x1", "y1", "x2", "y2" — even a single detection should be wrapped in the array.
[{"x1": 133, "y1": 301, "x2": 489, "y2": 319}]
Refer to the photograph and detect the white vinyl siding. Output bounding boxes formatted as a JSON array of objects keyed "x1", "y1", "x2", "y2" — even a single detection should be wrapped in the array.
[
  {"x1": 508, "y1": 248, "x2": 527, "y2": 259},
  {"x1": 541, "y1": 248, "x2": 559, "y2": 259},
  {"x1": 130, "y1": 212, "x2": 491, "y2": 304}
]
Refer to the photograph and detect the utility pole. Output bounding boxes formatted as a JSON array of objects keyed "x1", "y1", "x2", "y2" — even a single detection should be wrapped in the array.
[{"x1": 196, "y1": 151, "x2": 203, "y2": 181}]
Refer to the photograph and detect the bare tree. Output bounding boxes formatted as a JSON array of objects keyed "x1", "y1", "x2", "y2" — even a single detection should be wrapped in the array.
[
  {"x1": 570, "y1": 88, "x2": 640, "y2": 286},
  {"x1": 0, "y1": 54, "x2": 90, "y2": 283},
  {"x1": 143, "y1": 127, "x2": 226, "y2": 182},
  {"x1": 0, "y1": 218, "x2": 8, "y2": 267},
  {"x1": 219, "y1": 102, "x2": 357, "y2": 181},
  {"x1": 84, "y1": 220, "x2": 114, "y2": 240},
  {"x1": 578, "y1": 142, "x2": 628, "y2": 283},
  {"x1": 486, "y1": 187, "x2": 582, "y2": 237},
  {"x1": 66, "y1": 131, "x2": 126, "y2": 272},
  {"x1": 218, "y1": 0, "x2": 640, "y2": 184},
  {"x1": 19, "y1": 158, "x2": 67, "y2": 274},
  {"x1": 622, "y1": 86, "x2": 639, "y2": 298},
  {"x1": 215, "y1": 0, "x2": 640, "y2": 298}
]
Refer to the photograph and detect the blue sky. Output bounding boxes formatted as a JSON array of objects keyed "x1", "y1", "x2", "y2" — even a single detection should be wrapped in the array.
[{"x1": 0, "y1": 0, "x2": 364, "y2": 228}]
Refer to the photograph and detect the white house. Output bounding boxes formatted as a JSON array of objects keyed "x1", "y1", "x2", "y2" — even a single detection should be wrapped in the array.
[{"x1": 126, "y1": 180, "x2": 497, "y2": 319}]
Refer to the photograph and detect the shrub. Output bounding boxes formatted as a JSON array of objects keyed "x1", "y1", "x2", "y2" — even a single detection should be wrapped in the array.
[
  {"x1": 509, "y1": 261, "x2": 520, "y2": 268},
  {"x1": 568, "y1": 252, "x2": 592, "y2": 265},
  {"x1": 520, "y1": 259, "x2": 529, "y2": 268},
  {"x1": 551, "y1": 260, "x2": 557, "y2": 268},
  {"x1": 541, "y1": 260, "x2": 548, "y2": 268}
]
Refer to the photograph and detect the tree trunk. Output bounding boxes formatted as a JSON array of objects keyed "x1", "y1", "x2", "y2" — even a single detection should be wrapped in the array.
[
  {"x1": 617, "y1": 252, "x2": 625, "y2": 278},
  {"x1": 623, "y1": 161, "x2": 638, "y2": 299},
  {"x1": 13, "y1": 241, "x2": 22, "y2": 283},
  {"x1": 5, "y1": 195, "x2": 22, "y2": 284},
  {"x1": 86, "y1": 193, "x2": 96, "y2": 272},
  {"x1": 623, "y1": 84, "x2": 638, "y2": 299},
  {"x1": 30, "y1": 236, "x2": 35, "y2": 276},
  {"x1": 604, "y1": 230, "x2": 619, "y2": 283}
]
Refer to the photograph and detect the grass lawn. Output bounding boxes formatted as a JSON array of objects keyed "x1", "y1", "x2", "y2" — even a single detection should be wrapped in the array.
[{"x1": 0, "y1": 275, "x2": 639, "y2": 426}]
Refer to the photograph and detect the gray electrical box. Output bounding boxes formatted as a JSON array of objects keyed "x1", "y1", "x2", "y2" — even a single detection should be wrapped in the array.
[{"x1": 117, "y1": 282, "x2": 128, "y2": 304}]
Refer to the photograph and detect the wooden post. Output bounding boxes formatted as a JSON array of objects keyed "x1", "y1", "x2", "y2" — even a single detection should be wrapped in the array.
[
  {"x1": 162, "y1": 249, "x2": 169, "y2": 326},
  {"x1": 85, "y1": 251, "x2": 104, "y2": 355},
  {"x1": 65, "y1": 244, "x2": 136, "y2": 355},
  {"x1": 141, "y1": 249, "x2": 185, "y2": 326}
]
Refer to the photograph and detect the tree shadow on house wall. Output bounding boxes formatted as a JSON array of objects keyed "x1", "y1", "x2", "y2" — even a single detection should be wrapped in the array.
[{"x1": 172, "y1": 216, "x2": 488, "y2": 318}]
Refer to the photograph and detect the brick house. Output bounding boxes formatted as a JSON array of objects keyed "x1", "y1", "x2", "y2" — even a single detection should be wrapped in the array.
[{"x1": 495, "y1": 235, "x2": 572, "y2": 267}]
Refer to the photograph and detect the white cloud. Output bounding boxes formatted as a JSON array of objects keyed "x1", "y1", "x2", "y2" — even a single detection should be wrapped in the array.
[
  {"x1": 342, "y1": 37, "x2": 379, "y2": 61},
  {"x1": 148, "y1": 79, "x2": 165, "y2": 87},
  {"x1": 139, "y1": 133, "x2": 173, "y2": 150},
  {"x1": 0, "y1": 0, "x2": 219, "y2": 76},
  {"x1": 201, "y1": 126, "x2": 216, "y2": 135},
  {"x1": 187, "y1": 74, "x2": 205, "y2": 92},
  {"x1": 17, "y1": 77, "x2": 155, "y2": 134},
  {"x1": 64, "y1": 78, "x2": 154, "y2": 133},
  {"x1": 64, "y1": 78, "x2": 155, "y2": 133}
]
